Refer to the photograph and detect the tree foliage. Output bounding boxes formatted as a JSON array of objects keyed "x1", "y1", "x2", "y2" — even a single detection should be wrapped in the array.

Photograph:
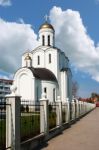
[{"x1": 72, "y1": 81, "x2": 79, "y2": 98}]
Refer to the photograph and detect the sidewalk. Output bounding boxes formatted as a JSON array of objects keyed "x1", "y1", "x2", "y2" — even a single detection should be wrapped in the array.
[{"x1": 40, "y1": 108, "x2": 99, "y2": 150}]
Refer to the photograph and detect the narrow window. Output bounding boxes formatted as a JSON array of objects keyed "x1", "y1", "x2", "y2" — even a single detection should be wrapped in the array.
[
  {"x1": 49, "y1": 54, "x2": 51, "y2": 63},
  {"x1": 53, "y1": 88, "x2": 56, "y2": 102},
  {"x1": 37, "y1": 56, "x2": 40, "y2": 65},
  {"x1": 48, "y1": 35, "x2": 50, "y2": 46},
  {"x1": 42, "y1": 35, "x2": 45, "y2": 46},
  {"x1": 44, "y1": 87, "x2": 47, "y2": 93}
]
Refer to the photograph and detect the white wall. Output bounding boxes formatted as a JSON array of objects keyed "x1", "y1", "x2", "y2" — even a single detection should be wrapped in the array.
[
  {"x1": 32, "y1": 47, "x2": 59, "y2": 80},
  {"x1": 68, "y1": 70, "x2": 72, "y2": 101},
  {"x1": 32, "y1": 50, "x2": 45, "y2": 68},
  {"x1": 60, "y1": 70, "x2": 72, "y2": 102},
  {"x1": 41, "y1": 81, "x2": 58, "y2": 102},
  {"x1": 14, "y1": 67, "x2": 58, "y2": 103},
  {"x1": 14, "y1": 68, "x2": 35, "y2": 101},
  {"x1": 19, "y1": 74, "x2": 34, "y2": 100},
  {"x1": 60, "y1": 71, "x2": 68, "y2": 102},
  {"x1": 45, "y1": 48, "x2": 59, "y2": 79}
]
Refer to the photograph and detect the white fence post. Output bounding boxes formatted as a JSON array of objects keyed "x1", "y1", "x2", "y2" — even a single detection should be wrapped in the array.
[
  {"x1": 75, "y1": 99, "x2": 79, "y2": 119},
  {"x1": 66, "y1": 99, "x2": 70, "y2": 123},
  {"x1": 56, "y1": 96, "x2": 62, "y2": 127},
  {"x1": 79, "y1": 101, "x2": 81, "y2": 116},
  {"x1": 71, "y1": 99, "x2": 75, "y2": 120},
  {"x1": 40, "y1": 93, "x2": 49, "y2": 135},
  {"x1": 6, "y1": 95, "x2": 20, "y2": 150}
]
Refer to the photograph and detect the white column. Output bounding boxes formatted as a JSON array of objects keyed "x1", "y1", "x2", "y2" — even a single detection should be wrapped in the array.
[
  {"x1": 71, "y1": 100, "x2": 75, "y2": 120},
  {"x1": 6, "y1": 95, "x2": 20, "y2": 150},
  {"x1": 75, "y1": 99, "x2": 79, "y2": 119},
  {"x1": 56, "y1": 96, "x2": 62, "y2": 127},
  {"x1": 40, "y1": 93, "x2": 49, "y2": 135},
  {"x1": 79, "y1": 101, "x2": 82, "y2": 116},
  {"x1": 66, "y1": 99, "x2": 70, "y2": 123}
]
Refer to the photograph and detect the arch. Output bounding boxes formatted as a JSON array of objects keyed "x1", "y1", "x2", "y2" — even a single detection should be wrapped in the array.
[
  {"x1": 14, "y1": 68, "x2": 34, "y2": 82},
  {"x1": 13, "y1": 68, "x2": 35, "y2": 99}
]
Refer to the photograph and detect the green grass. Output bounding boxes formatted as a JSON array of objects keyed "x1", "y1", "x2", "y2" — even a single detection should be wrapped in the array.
[
  {"x1": 21, "y1": 114, "x2": 40, "y2": 142},
  {"x1": 0, "y1": 119, "x2": 6, "y2": 149},
  {"x1": 49, "y1": 112, "x2": 56, "y2": 129},
  {"x1": 0, "y1": 111, "x2": 57, "y2": 145},
  {"x1": 0, "y1": 114, "x2": 40, "y2": 145},
  {"x1": 62, "y1": 111, "x2": 66, "y2": 123}
]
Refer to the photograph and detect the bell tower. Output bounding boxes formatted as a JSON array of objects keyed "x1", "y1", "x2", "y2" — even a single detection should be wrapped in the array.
[
  {"x1": 39, "y1": 16, "x2": 55, "y2": 47},
  {"x1": 25, "y1": 53, "x2": 32, "y2": 67}
]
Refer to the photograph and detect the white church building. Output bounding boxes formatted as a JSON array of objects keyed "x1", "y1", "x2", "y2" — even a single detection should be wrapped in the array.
[{"x1": 13, "y1": 21, "x2": 72, "y2": 102}]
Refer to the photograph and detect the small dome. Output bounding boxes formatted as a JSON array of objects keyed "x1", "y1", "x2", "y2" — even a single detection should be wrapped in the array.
[
  {"x1": 25, "y1": 53, "x2": 31, "y2": 60},
  {"x1": 39, "y1": 22, "x2": 54, "y2": 31}
]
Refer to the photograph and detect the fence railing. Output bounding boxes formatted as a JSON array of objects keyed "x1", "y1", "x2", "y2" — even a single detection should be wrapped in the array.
[
  {"x1": 3, "y1": 95, "x2": 96, "y2": 150},
  {"x1": 0, "y1": 101, "x2": 6, "y2": 150},
  {"x1": 21, "y1": 100, "x2": 42, "y2": 142},
  {"x1": 0, "y1": 98, "x2": 11, "y2": 150},
  {"x1": 62, "y1": 104, "x2": 67, "y2": 124},
  {"x1": 48, "y1": 103, "x2": 57, "y2": 130}
]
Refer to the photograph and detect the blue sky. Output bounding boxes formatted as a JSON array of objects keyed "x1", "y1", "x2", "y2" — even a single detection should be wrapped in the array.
[{"x1": 0, "y1": 0, "x2": 99, "y2": 98}]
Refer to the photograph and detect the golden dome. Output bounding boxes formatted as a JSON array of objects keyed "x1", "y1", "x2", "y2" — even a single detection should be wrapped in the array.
[
  {"x1": 39, "y1": 22, "x2": 54, "y2": 31},
  {"x1": 25, "y1": 53, "x2": 31, "y2": 60}
]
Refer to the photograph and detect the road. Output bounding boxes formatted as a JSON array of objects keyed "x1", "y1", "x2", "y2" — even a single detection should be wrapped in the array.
[{"x1": 40, "y1": 108, "x2": 99, "y2": 150}]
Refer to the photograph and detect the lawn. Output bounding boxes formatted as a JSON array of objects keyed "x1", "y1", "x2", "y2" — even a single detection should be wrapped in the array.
[
  {"x1": 21, "y1": 113, "x2": 40, "y2": 142},
  {"x1": 62, "y1": 111, "x2": 66, "y2": 123},
  {"x1": 0, "y1": 114, "x2": 40, "y2": 147},
  {"x1": 0, "y1": 111, "x2": 57, "y2": 147},
  {"x1": 0, "y1": 119, "x2": 6, "y2": 149},
  {"x1": 49, "y1": 112, "x2": 56, "y2": 129}
]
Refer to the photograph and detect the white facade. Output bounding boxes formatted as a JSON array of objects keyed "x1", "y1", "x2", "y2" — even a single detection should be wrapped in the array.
[{"x1": 13, "y1": 21, "x2": 72, "y2": 102}]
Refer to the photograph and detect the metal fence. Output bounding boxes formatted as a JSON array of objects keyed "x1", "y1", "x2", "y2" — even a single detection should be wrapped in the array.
[
  {"x1": 62, "y1": 104, "x2": 67, "y2": 124},
  {"x1": 0, "y1": 98, "x2": 6, "y2": 150},
  {"x1": 0, "y1": 98, "x2": 11, "y2": 150},
  {"x1": 21, "y1": 100, "x2": 42, "y2": 142},
  {"x1": 48, "y1": 102, "x2": 57, "y2": 130},
  {"x1": 69, "y1": 102, "x2": 72, "y2": 121}
]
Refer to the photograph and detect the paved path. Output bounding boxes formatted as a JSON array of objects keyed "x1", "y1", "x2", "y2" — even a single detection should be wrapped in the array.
[{"x1": 40, "y1": 108, "x2": 99, "y2": 150}]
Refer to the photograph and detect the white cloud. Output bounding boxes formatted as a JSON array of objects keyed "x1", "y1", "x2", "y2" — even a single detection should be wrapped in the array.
[
  {"x1": 49, "y1": 6, "x2": 99, "y2": 82},
  {"x1": 0, "y1": 0, "x2": 11, "y2": 6},
  {"x1": 95, "y1": 0, "x2": 99, "y2": 4},
  {"x1": 0, "y1": 6, "x2": 99, "y2": 83},
  {"x1": 0, "y1": 18, "x2": 39, "y2": 73}
]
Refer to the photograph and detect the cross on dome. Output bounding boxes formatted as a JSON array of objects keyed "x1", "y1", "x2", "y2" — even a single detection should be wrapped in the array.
[
  {"x1": 44, "y1": 15, "x2": 49, "y2": 22},
  {"x1": 39, "y1": 15, "x2": 54, "y2": 31}
]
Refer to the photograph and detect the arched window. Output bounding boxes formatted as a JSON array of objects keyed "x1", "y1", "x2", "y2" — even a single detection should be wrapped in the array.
[
  {"x1": 42, "y1": 35, "x2": 45, "y2": 46},
  {"x1": 49, "y1": 54, "x2": 51, "y2": 63},
  {"x1": 37, "y1": 56, "x2": 40, "y2": 65},
  {"x1": 44, "y1": 87, "x2": 47, "y2": 98},
  {"x1": 48, "y1": 35, "x2": 50, "y2": 46}
]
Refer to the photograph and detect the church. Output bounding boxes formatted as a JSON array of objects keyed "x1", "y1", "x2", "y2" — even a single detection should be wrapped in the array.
[{"x1": 13, "y1": 21, "x2": 72, "y2": 103}]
